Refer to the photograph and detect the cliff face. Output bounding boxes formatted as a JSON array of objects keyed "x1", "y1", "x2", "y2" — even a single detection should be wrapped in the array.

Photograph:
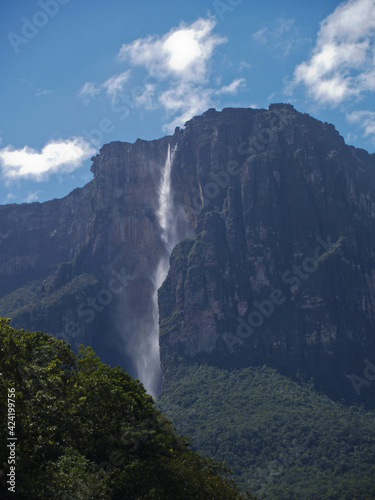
[
  {"x1": 1, "y1": 104, "x2": 375, "y2": 403},
  {"x1": 159, "y1": 104, "x2": 375, "y2": 404},
  {"x1": 0, "y1": 138, "x2": 176, "y2": 381}
]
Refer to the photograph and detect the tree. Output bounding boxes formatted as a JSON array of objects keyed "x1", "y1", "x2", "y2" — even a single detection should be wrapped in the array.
[{"x1": 0, "y1": 318, "x2": 251, "y2": 499}]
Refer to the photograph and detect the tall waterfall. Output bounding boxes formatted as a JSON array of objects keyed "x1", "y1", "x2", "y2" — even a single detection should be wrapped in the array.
[
  {"x1": 157, "y1": 144, "x2": 178, "y2": 253},
  {"x1": 135, "y1": 144, "x2": 180, "y2": 397}
]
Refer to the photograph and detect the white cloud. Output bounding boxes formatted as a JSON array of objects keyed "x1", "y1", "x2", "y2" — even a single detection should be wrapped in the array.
[
  {"x1": 238, "y1": 61, "x2": 252, "y2": 72},
  {"x1": 0, "y1": 138, "x2": 95, "y2": 181},
  {"x1": 17, "y1": 79, "x2": 54, "y2": 98},
  {"x1": 118, "y1": 17, "x2": 226, "y2": 83},
  {"x1": 79, "y1": 71, "x2": 131, "y2": 104},
  {"x1": 253, "y1": 27, "x2": 268, "y2": 45},
  {"x1": 159, "y1": 84, "x2": 214, "y2": 132},
  {"x1": 116, "y1": 17, "x2": 248, "y2": 129},
  {"x1": 102, "y1": 71, "x2": 132, "y2": 100},
  {"x1": 78, "y1": 18, "x2": 246, "y2": 130},
  {"x1": 294, "y1": 0, "x2": 375, "y2": 104},
  {"x1": 347, "y1": 109, "x2": 375, "y2": 140},
  {"x1": 133, "y1": 83, "x2": 157, "y2": 110},
  {"x1": 79, "y1": 82, "x2": 101, "y2": 104},
  {"x1": 35, "y1": 89, "x2": 53, "y2": 97},
  {"x1": 217, "y1": 78, "x2": 246, "y2": 94},
  {"x1": 24, "y1": 191, "x2": 41, "y2": 203},
  {"x1": 158, "y1": 77, "x2": 247, "y2": 133}
]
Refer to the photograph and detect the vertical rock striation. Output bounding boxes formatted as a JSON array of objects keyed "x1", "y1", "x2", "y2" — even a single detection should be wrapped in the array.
[
  {"x1": 0, "y1": 104, "x2": 375, "y2": 403},
  {"x1": 159, "y1": 104, "x2": 375, "y2": 405},
  {"x1": 0, "y1": 137, "x2": 187, "y2": 393}
]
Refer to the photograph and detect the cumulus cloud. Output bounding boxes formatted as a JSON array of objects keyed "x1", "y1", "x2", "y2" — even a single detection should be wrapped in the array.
[
  {"x1": 159, "y1": 84, "x2": 214, "y2": 132},
  {"x1": 79, "y1": 71, "x2": 131, "y2": 104},
  {"x1": 293, "y1": 0, "x2": 375, "y2": 104},
  {"x1": 78, "y1": 18, "x2": 246, "y2": 130},
  {"x1": 116, "y1": 17, "x2": 247, "y2": 130},
  {"x1": 0, "y1": 138, "x2": 95, "y2": 181},
  {"x1": 118, "y1": 17, "x2": 226, "y2": 83},
  {"x1": 156, "y1": 77, "x2": 246, "y2": 133}
]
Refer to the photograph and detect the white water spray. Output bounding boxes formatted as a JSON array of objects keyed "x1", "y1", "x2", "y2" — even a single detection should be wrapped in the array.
[
  {"x1": 134, "y1": 144, "x2": 180, "y2": 397},
  {"x1": 157, "y1": 144, "x2": 179, "y2": 253}
]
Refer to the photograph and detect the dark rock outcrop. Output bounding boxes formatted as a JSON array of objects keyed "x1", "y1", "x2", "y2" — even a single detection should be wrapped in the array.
[
  {"x1": 159, "y1": 104, "x2": 375, "y2": 406},
  {"x1": 0, "y1": 138, "x2": 174, "y2": 375},
  {"x1": 1, "y1": 104, "x2": 375, "y2": 404}
]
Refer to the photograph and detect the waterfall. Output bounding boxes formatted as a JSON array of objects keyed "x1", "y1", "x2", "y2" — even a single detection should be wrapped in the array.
[
  {"x1": 157, "y1": 144, "x2": 178, "y2": 253},
  {"x1": 134, "y1": 144, "x2": 179, "y2": 398},
  {"x1": 116, "y1": 143, "x2": 193, "y2": 398}
]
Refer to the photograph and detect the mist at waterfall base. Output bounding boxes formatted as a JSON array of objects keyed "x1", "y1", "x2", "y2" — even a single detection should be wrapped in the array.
[{"x1": 119, "y1": 145, "x2": 191, "y2": 398}]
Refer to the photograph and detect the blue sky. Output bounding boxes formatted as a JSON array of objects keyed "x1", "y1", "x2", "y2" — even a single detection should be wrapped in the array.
[{"x1": 0, "y1": 0, "x2": 374, "y2": 205}]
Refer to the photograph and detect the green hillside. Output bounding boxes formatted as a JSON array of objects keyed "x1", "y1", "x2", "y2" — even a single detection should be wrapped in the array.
[
  {"x1": 0, "y1": 318, "x2": 250, "y2": 499},
  {"x1": 158, "y1": 360, "x2": 375, "y2": 499},
  {"x1": 0, "y1": 272, "x2": 100, "y2": 342}
]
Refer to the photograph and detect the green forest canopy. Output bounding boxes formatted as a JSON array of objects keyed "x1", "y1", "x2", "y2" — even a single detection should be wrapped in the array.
[
  {"x1": 158, "y1": 360, "x2": 375, "y2": 499},
  {"x1": 0, "y1": 318, "x2": 252, "y2": 499}
]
